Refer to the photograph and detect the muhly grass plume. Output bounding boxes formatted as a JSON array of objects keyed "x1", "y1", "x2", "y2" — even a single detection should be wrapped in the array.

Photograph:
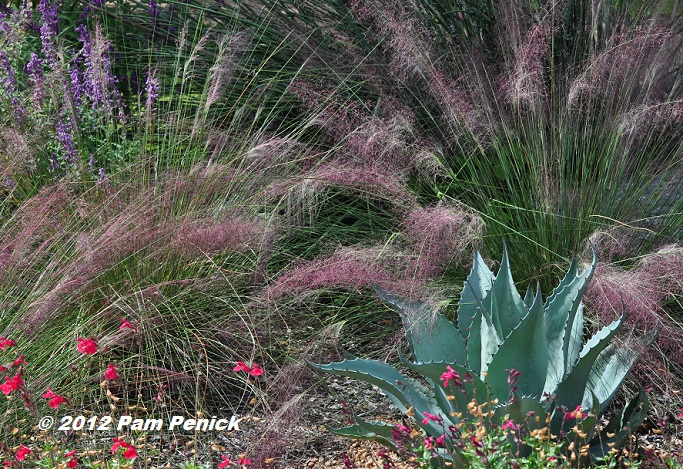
[
  {"x1": 402, "y1": 201, "x2": 484, "y2": 278},
  {"x1": 0, "y1": 170, "x2": 263, "y2": 336},
  {"x1": 584, "y1": 240, "x2": 683, "y2": 396},
  {"x1": 264, "y1": 202, "x2": 483, "y2": 300}
]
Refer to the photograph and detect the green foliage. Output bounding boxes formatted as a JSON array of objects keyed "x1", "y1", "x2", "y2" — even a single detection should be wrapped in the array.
[{"x1": 310, "y1": 246, "x2": 658, "y2": 466}]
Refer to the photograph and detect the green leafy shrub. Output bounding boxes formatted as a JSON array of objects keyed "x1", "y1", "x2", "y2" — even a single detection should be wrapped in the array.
[{"x1": 311, "y1": 245, "x2": 658, "y2": 467}]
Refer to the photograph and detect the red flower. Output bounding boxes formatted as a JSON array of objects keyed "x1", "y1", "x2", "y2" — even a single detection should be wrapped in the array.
[
  {"x1": 76, "y1": 337, "x2": 97, "y2": 355},
  {"x1": 42, "y1": 388, "x2": 66, "y2": 409},
  {"x1": 111, "y1": 437, "x2": 128, "y2": 453},
  {"x1": 0, "y1": 337, "x2": 16, "y2": 349},
  {"x1": 65, "y1": 450, "x2": 78, "y2": 468},
  {"x1": 564, "y1": 405, "x2": 586, "y2": 420},
  {"x1": 502, "y1": 419, "x2": 519, "y2": 431},
  {"x1": 679, "y1": 408, "x2": 683, "y2": 419},
  {"x1": 105, "y1": 364, "x2": 118, "y2": 381},
  {"x1": 440, "y1": 365, "x2": 461, "y2": 388},
  {"x1": 424, "y1": 436, "x2": 435, "y2": 450},
  {"x1": 122, "y1": 446, "x2": 137, "y2": 460},
  {"x1": 421, "y1": 412, "x2": 443, "y2": 425},
  {"x1": 11, "y1": 355, "x2": 26, "y2": 368},
  {"x1": 0, "y1": 373, "x2": 23, "y2": 395},
  {"x1": 120, "y1": 318, "x2": 135, "y2": 331},
  {"x1": 16, "y1": 444, "x2": 30, "y2": 461},
  {"x1": 233, "y1": 361, "x2": 251, "y2": 373},
  {"x1": 218, "y1": 455, "x2": 232, "y2": 468},
  {"x1": 237, "y1": 455, "x2": 251, "y2": 465},
  {"x1": 249, "y1": 364, "x2": 264, "y2": 377}
]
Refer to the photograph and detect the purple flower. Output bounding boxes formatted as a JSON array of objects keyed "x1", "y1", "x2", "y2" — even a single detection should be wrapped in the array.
[
  {"x1": 69, "y1": 65, "x2": 84, "y2": 107},
  {"x1": 148, "y1": 0, "x2": 158, "y2": 19},
  {"x1": 55, "y1": 118, "x2": 77, "y2": 163},
  {"x1": 38, "y1": 0, "x2": 59, "y2": 68},
  {"x1": 145, "y1": 70, "x2": 159, "y2": 110},
  {"x1": 97, "y1": 167, "x2": 109, "y2": 188},
  {"x1": 26, "y1": 52, "x2": 44, "y2": 108}
]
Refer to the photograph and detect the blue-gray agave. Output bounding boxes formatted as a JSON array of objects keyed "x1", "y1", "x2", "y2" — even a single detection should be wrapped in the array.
[{"x1": 309, "y1": 246, "x2": 657, "y2": 465}]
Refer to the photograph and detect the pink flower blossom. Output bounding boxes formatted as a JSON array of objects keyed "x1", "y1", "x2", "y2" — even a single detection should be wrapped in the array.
[
  {"x1": 120, "y1": 317, "x2": 135, "y2": 331},
  {"x1": 421, "y1": 412, "x2": 443, "y2": 425},
  {"x1": 76, "y1": 337, "x2": 97, "y2": 355},
  {"x1": 123, "y1": 446, "x2": 137, "y2": 459},
  {"x1": 16, "y1": 444, "x2": 30, "y2": 461},
  {"x1": 233, "y1": 361, "x2": 251, "y2": 373},
  {"x1": 424, "y1": 436, "x2": 435, "y2": 449},
  {"x1": 0, "y1": 373, "x2": 23, "y2": 395},
  {"x1": 11, "y1": 355, "x2": 26, "y2": 367},
  {"x1": 0, "y1": 337, "x2": 16, "y2": 349},
  {"x1": 249, "y1": 364, "x2": 264, "y2": 377},
  {"x1": 65, "y1": 450, "x2": 78, "y2": 468},
  {"x1": 218, "y1": 455, "x2": 232, "y2": 468},
  {"x1": 105, "y1": 364, "x2": 118, "y2": 381},
  {"x1": 111, "y1": 437, "x2": 137, "y2": 459},
  {"x1": 501, "y1": 419, "x2": 519, "y2": 431},
  {"x1": 440, "y1": 365, "x2": 461, "y2": 388},
  {"x1": 42, "y1": 388, "x2": 66, "y2": 409},
  {"x1": 111, "y1": 437, "x2": 127, "y2": 452},
  {"x1": 564, "y1": 405, "x2": 586, "y2": 420},
  {"x1": 237, "y1": 455, "x2": 251, "y2": 465}
]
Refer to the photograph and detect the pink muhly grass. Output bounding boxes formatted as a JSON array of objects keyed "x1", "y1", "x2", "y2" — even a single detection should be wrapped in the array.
[
  {"x1": 426, "y1": 67, "x2": 488, "y2": 143},
  {"x1": 264, "y1": 248, "x2": 393, "y2": 301},
  {"x1": 267, "y1": 162, "x2": 413, "y2": 210},
  {"x1": 402, "y1": 202, "x2": 484, "y2": 279},
  {"x1": 0, "y1": 128, "x2": 34, "y2": 183},
  {"x1": 584, "y1": 243, "x2": 683, "y2": 382},
  {"x1": 567, "y1": 27, "x2": 679, "y2": 112},
  {"x1": 347, "y1": 0, "x2": 432, "y2": 83},
  {"x1": 172, "y1": 216, "x2": 259, "y2": 258},
  {"x1": 265, "y1": 162, "x2": 416, "y2": 230},
  {"x1": 501, "y1": 12, "x2": 551, "y2": 110},
  {"x1": 0, "y1": 181, "x2": 71, "y2": 272},
  {"x1": 263, "y1": 244, "x2": 431, "y2": 302}
]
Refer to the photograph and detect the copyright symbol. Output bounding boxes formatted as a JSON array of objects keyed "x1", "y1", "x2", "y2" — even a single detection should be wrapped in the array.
[{"x1": 38, "y1": 416, "x2": 54, "y2": 430}]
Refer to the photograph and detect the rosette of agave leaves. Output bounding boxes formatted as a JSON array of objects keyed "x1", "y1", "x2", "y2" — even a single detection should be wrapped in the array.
[{"x1": 310, "y1": 245, "x2": 658, "y2": 466}]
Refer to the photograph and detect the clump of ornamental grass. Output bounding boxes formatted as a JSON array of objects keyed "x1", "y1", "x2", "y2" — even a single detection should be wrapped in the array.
[
  {"x1": 582, "y1": 238, "x2": 683, "y2": 410},
  {"x1": 161, "y1": 0, "x2": 683, "y2": 293},
  {"x1": 0, "y1": 0, "x2": 296, "y2": 435}
]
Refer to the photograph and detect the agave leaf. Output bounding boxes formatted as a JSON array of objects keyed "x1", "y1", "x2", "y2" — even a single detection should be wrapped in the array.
[
  {"x1": 399, "y1": 353, "x2": 489, "y2": 420},
  {"x1": 583, "y1": 325, "x2": 659, "y2": 415},
  {"x1": 466, "y1": 307, "x2": 483, "y2": 375},
  {"x1": 483, "y1": 244, "x2": 527, "y2": 338},
  {"x1": 374, "y1": 285, "x2": 467, "y2": 366},
  {"x1": 487, "y1": 287, "x2": 547, "y2": 401},
  {"x1": 543, "y1": 249, "x2": 597, "y2": 396},
  {"x1": 565, "y1": 303, "x2": 585, "y2": 374},
  {"x1": 457, "y1": 249, "x2": 494, "y2": 334},
  {"x1": 308, "y1": 358, "x2": 446, "y2": 436},
  {"x1": 523, "y1": 284, "x2": 534, "y2": 309},
  {"x1": 551, "y1": 313, "x2": 625, "y2": 432},
  {"x1": 589, "y1": 386, "x2": 649, "y2": 458},
  {"x1": 479, "y1": 300, "x2": 501, "y2": 378},
  {"x1": 332, "y1": 416, "x2": 398, "y2": 449}
]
